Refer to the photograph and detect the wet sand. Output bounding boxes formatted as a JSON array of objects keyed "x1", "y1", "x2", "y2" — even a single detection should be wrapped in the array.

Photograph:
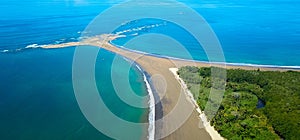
[{"x1": 42, "y1": 34, "x2": 299, "y2": 140}]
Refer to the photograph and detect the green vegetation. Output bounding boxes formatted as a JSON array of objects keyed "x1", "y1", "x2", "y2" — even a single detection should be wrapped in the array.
[{"x1": 178, "y1": 66, "x2": 300, "y2": 140}]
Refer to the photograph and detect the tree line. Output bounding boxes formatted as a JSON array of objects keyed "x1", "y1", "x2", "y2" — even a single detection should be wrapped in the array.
[{"x1": 178, "y1": 66, "x2": 300, "y2": 140}]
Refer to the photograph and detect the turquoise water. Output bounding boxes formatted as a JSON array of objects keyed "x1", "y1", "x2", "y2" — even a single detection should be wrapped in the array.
[
  {"x1": 0, "y1": 0, "x2": 300, "y2": 139},
  {"x1": 0, "y1": 48, "x2": 148, "y2": 139},
  {"x1": 0, "y1": 1, "x2": 151, "y2": 139}
]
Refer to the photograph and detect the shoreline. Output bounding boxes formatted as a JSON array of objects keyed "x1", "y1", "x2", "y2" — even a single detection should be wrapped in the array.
[
  {"x1": 169, "y1": 68, "x2": 224, "y2": 140},
  {"x1": 123, "y1": 56, "x2": 163, "y2": 140},
  {"x1": 1, "y1": 34, "x2": 300, "y2": 71},
  {"x1": 37, "y1": 34, "x2": 300, "y2": 139},
  {"x1": 109, "y1": 40, "x2": 300, "y2": 71},
  {"x1": 135, "y1": 63, "x2": 156, "y2": 140},
  {"x1": 142, "y1": 69, "x2": 164, "y2": 140},
  {"x1": 141, "y1": 67, "x2": 155, "y2": 140}
]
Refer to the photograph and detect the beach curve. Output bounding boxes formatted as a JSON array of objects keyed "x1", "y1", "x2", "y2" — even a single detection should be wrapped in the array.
[{"x1": 40, "y1": 34, "x2": 300, "y2": 140}]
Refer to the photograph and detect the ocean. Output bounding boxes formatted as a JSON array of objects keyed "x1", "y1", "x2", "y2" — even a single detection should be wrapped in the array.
[{"x1": 0, "y1": 0, "x2": 299, "y2": 139}]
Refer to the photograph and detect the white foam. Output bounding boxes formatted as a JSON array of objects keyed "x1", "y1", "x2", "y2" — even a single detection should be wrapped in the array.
[
  {"x1": 133, "y1": 62, "x2": 155, "y2": 140},
  {"x1": 143, "y1": 72, "x2": 155, "y2": 140},
  {"x1": 1, "y1": 50, "x2": 9, "y2": 53},
  {"x1": 135, "y1": 64, "x2": 142, "y2": 72},
  {"x1": 25, "y1": 44, "x2": 41, "y2": 48},
  {"x1": 131, "y1": 33, "x2": 139, "y2": 36},
  {"x1": 115, "y1": 23, "x2": 165, "y2": 35},
  {"x1": 122, "y1": 57, "x2": 156, "y2": 140}
]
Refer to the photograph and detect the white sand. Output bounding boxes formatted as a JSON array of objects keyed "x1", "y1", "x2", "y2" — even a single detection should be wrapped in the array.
[{"x1": 169, "y1": 68, "x2": 225, "y2": 140}]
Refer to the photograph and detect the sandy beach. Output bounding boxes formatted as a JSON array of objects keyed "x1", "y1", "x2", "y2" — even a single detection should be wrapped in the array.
[
  {"x1": 169, "y1": 68, "x2": 224, "y2": 140},
  {"x1": 41, "y1": 34, "x2": 299, "y2": 140}
]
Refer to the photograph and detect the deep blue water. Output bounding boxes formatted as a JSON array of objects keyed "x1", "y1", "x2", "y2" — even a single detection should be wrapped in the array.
[
  {"x1": 0, "y1": 0, "x2": 299, "y2": 139},
  {"x1": 1, "y1": 0, "x2": 299, "y2": 66},
  {"x1": 110, "y1": 0, "x2": 300, "y2": 66}
]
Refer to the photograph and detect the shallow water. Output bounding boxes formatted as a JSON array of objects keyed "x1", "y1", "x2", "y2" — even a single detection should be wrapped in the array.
[
  {"x1": 0, "y1": 0, "x2": 299, "y2": 139},
  {"x1": 0, "y1": 48, "x2": 149, "y2": 139}
]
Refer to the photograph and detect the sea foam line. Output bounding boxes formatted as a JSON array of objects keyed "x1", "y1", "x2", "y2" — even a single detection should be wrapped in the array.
[
  {"x1": 0, "y1": 50, "x2": 9, "y2": 53},
  {"x1": 115, "y1": 23, "x2": 165, "y2": 35},
  {"x1": 120, "y1": 57, "x2": 155, "y2": 140},
  {"x1": 143, "y1": 71, "x2": 155, "y2": 140},
  {"x1": 134, "y1": 63, "x2": 155, "y2": 140},
  {"x1": 25, "y1": 44, "x2": 47, "y2": 49}
]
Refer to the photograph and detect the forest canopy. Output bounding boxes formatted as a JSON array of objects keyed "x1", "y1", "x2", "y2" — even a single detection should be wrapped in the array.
[{"x1": 178, "y1": 66, "x2": 300, "y2": 140}]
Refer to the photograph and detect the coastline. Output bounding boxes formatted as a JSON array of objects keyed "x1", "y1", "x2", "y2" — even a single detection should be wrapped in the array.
[
  {"x1": 122, "y1": 56, "x2": 163, "y2": 140},
  {"x1": 169, "y1": 68, "x2": 224, "y2": 140},
  {"x1": 16, "y1": 34, "x2": 300, "y2": 71},
  {"x1": 38, "y1": 34, "x2": 300, "y2": 140},
  {"x1": 141, "y1": 66, "x2": 156, "y2": 140},
  {"x1": 109, "y1": 40, "x2": 300, "y2": 71}
]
